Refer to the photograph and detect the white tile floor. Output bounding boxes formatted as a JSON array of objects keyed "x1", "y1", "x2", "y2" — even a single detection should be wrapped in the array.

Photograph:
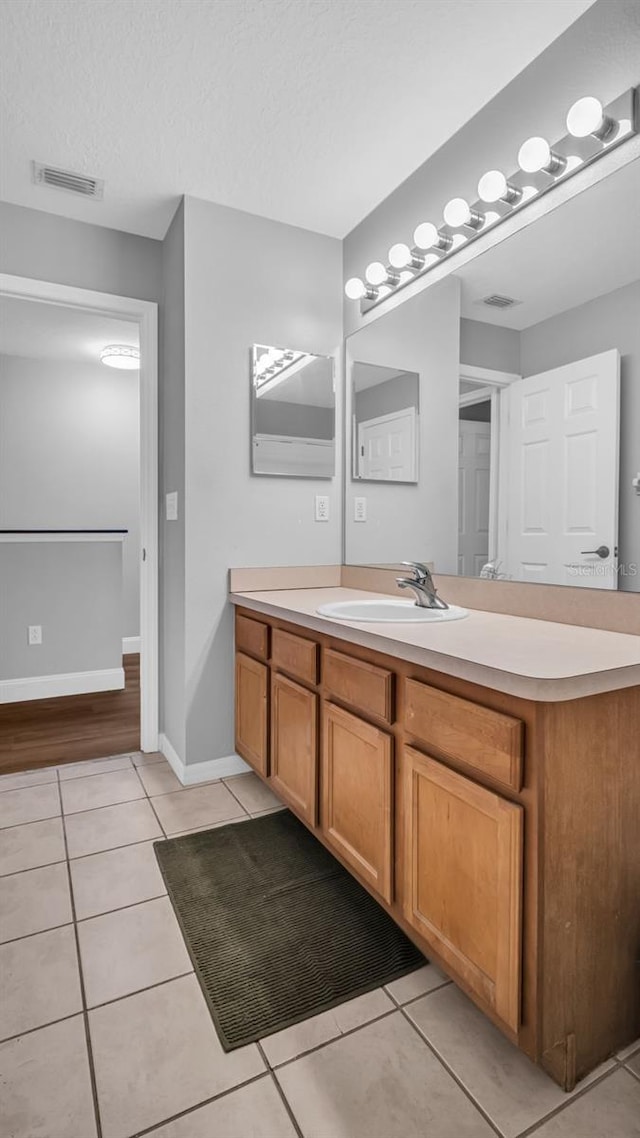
[{"x1": 0, "y1": 752, "x2": 638, "y2": 1138}]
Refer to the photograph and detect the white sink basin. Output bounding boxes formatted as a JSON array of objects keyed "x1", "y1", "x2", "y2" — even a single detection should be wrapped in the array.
[{"x1": 316, "y1": 599, "x2": 468, "y2": 623}]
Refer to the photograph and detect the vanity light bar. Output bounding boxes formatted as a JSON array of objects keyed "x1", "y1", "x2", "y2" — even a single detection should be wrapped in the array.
[{"x1": 344, "y1": 88, "x2": 637, "y2": 308}]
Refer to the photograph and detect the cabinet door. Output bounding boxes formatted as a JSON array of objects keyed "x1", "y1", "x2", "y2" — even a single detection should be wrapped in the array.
[
  {"x1": 322, "y1": 703, "x2": 393, "y2": 902},
  {"x1": 235, "y1": 652, "x2": 268, "y2": 776},
  {"x1": 403, "y1": 746, "x2": 522, "y2": 1031},
  {"x1": 271, "y1": 673, "x2": 317, "y2": 825}
]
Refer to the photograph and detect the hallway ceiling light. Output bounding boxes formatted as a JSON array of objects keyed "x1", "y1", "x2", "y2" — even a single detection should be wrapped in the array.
[
  {"x1": 344, "y1": 86, "x2": 635, "y2": 308},
  {"x1": 100, "y1": 344, "x2": 140, "y2": 370}
]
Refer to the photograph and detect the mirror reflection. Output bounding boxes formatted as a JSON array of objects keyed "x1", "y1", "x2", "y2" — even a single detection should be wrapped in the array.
[
  {"x1": 251, "y1": 344, "x2": 335, "y2": 478},
  {"x1": 352, "y1": 363, "x2": 419, "y2": 482},
  {"x1": 345, "y1": 158, "x2": 640, "y2": 591}
]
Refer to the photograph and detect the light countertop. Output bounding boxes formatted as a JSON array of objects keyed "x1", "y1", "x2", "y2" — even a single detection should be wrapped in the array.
[{"x1": 230, "y1": 586, "x2": 640, "y2": 702}]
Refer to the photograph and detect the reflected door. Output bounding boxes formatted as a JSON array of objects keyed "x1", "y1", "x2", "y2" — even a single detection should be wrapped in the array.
[
  {"x1": 459, "y1": 420, "x2": 491, "y2": 576},
  {"x1": 504, "y1": 349, "x2": 620, "y2": 588},
  {"x1": 357, "y1": 408, "x2": 417, "y2": 481}
]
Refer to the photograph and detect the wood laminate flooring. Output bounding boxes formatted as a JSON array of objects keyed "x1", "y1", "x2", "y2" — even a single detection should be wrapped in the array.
[{"x1": 0, "y1": 654, "x2": 140, "y2": 775}]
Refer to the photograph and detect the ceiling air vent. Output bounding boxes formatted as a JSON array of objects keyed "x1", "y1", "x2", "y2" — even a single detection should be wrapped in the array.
[
  {"x1": 32, "y1": 162, "x2": 104, "y2": 199},
  {"x1": 479, "y1": 293, "x2": 522, "y2": 309}
]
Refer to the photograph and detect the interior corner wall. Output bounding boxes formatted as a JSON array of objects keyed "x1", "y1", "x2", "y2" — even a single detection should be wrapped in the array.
[
  {"x1": 182, "y1": 195, "x2": 343, "y2": 767},
  {"x1": 460, "y1": 319, "x2": 521, "y2": 375},
  {"x1": 343, "y1": 0, "x2": 640, "y2": 337},
  {"x1": 160, "y1": 200, "x2": 187, "y2": 758}
]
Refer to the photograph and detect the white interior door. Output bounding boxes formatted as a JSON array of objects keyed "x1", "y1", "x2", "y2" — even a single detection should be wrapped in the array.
[
  {"x1": 357, "y1": 408, "x2": 417, "y2": 481},
  {"x1": 458, "y1": 419, "x2": 491, "y2": 576},
  {"x1": 504, "y1": 349, "x2": 620, "y2": 588}
]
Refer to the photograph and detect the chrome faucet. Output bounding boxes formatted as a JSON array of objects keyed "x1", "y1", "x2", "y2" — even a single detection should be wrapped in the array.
[{"x1": 396, "y1": 562, "x2": 449, "y2": 610}]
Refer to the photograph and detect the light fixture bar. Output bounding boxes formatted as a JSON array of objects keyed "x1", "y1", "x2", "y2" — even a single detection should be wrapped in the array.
[{"x1": 345, "y1": 86, "x2": 636, "y2": 312}]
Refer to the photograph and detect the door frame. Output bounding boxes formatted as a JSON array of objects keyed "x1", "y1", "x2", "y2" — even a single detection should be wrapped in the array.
[
  {"x1": 0, "y1": 273, "x2": 159, "y2": 752},
  {"x1": 356, "y1": 405, "x2": 418, "y2": 481},
  {"x1": 459, "y1": 365, "x2": 520, "y2": 566}
]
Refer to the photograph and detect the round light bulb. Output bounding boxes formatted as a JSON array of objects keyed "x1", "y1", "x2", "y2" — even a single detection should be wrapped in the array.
[
  {"x1": 518, "y1": 136, "x2": 552, "y2": 173},
  {"x1": 413, "y1": 222, "x2": 439, "y2": 250},
  {"x1": 443, "y1": 197, "x2": 472, "y2": 227},
  {"x1": 258, "y1": 352, "x2": 270, "y2": 368},
  {"x1": 566, "y1": 96, "x2": 605, "y2": 138},
  {"x1": 365, "y1": 261, "x2": 388, "y2": 286},
  {"x1": 344, "y1": 277, "x2": 366, "y2": 300},
  {"x1": 477, "y1": 170, "x2": 508, "y2": 203},
  {"x1": 388, "y1": 243, "x2": 411, "y2": 269}
]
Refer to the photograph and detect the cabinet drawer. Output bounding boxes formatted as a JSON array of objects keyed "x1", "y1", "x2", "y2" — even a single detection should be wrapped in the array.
[
  {"x1": 324, "y1": 649, "x2": 394, "y2": 724},
  {"x1": 403, "y1": 679, "x2": 523, "y2": 791},
  {"x1": 236, "y1": 613, "x2": 269, "y2": 661},
  {"x1": 272, "y1": 628, "x2": 319, "y2": 686}
]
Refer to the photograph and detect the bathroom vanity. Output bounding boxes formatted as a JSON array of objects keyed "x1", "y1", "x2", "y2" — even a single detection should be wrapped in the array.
[{"x1": 231, "y1": 583, "x2": 640, "y2": 1091}]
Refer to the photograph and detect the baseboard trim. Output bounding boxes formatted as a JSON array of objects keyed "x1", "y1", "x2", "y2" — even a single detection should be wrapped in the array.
[
  {"x1": 158, "y1": 733, "x2": 250, "y2": 786},
  {"x1": 122, "y1": 636, "x2": 141, "y2": 655},
  {"x1": 0, "y1": 667, "x2": 125, "y2": 705}
]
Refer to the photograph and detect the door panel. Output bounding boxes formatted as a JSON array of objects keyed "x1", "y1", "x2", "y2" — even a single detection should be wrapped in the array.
[
  {"x1": 358, "y1": 408, "x2": 417, "y2": 481},
  {"x1": 322, "y1": 703, "x2": 393, "y2": 902},
  {"x1": 505, "y1": 349, "x2": 620, "y2": 587},
  {"x1": 458, "y1": 419, "x2": 492, "y2": 576},
  {"x1": 403, "y1": 746, "x2": 523, "y2": 1031},
  {"x1": 235, "y1": 653, "x2": 268, "y2": 775},
  {"x1": 271, "y1": 673, "x2": 317, "y2": 825}
]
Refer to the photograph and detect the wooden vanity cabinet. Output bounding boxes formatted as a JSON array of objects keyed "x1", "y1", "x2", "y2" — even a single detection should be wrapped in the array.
[
  {"x1": 270, "y1": 672, "x2": 318, "y2": 826},
  {"x1": 235, "y1": 651, "x2": 268, "y2": 776},
  {"x1": 322, "y1": 702, "x2": 394, "y2": 903},
  {"x1": 402, "y1": 746, "x2": 522, "y2": 1032},
  {"x1": 234, "y1": 605, "x2": 640, "y2": 1091}
]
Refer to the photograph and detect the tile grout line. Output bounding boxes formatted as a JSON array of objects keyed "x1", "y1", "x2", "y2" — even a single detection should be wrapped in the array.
[
  {"x1": 514, "y1": 1063, "x2": 624, "y2": 1137},
  {"x1": 129, "y1": 764, "x2": 170, "y2": 838},
  {"x1": 55, "y1": 769, "x2": 104, "y2": 1138},
  {"x1": 256, "y1": 1040, "x2": 306, "y2": 1138},
  {"x1": 398, "y1": 1004, "x2": 506, "y2": 1138},
  {"x1": 130, "y1": 1071, "x2": 272, "y2": 1138}
]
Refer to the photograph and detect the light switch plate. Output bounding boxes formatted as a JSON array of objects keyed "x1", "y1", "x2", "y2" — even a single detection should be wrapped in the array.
[
  {"x1": 315, "y1": 495, "x2": 330, "y2": 522},
  {"x1": 354, "y1": 497, "x2": 367, "y2": 522},
  {"x1": 165, "y1": 491, "x2": 178, "y2": 521}
]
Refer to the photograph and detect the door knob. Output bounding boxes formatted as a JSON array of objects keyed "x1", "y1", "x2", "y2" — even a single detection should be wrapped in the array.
[{"x1": 580, "y1": 545, "x2": 610, "y2": 559}]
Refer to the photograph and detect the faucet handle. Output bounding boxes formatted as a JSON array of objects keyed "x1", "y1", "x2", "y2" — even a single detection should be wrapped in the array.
[{"x1": 401, "y1": 561, "x2": 431, "y2": 581}]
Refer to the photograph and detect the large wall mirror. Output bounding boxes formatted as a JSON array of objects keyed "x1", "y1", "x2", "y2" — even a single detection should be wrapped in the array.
[
  {"x1": 251, "y1": 344, "x2": 335, "y2": 478},
  {"x1": 345, "y1": 157, "x2": 640, "y2": 591}
]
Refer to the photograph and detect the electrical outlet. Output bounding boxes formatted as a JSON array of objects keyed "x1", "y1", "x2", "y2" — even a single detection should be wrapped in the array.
[
  {"x1": 28, "y1": 625, "x2": 42, "y2": 646},
  {"x1": 354, "y1": 497, "x2": 367, "y2": 522},
  {"x1": 315, "y1": 495, "x2": 330, "y2": 522}
]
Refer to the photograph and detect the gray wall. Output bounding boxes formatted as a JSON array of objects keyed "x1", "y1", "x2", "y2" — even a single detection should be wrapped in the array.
[
  {"x1": 521, "y1": 280, "x2": 640, "y2": 592},
  {"x1": 0, "y1": 542, "x2": 123, "y2": 680},
  {"x1": 343, "y1": 0, "x2": 640, "y2": 336},
  {"x1": 182, "y1": 195, "x2": 342, "y2": 766},
  {"x1": 354, "y1": 370, "x2": 419, "y2": 426},
  {"x1": 460, "y1": 319, "x2": 521, "y2": 374},
  {"x1": 346, "y1": 277, "x2": 460, "y2": 568},
  {"x1": 160, "y1": 202, "x2": 186, "y2": 757},
  {"x1": 0, "y1": 354, "x2": 140, "y2": 636},
  {"x1": 0, "y1": 202, "x2": 161, "y2": 303},
  {"x1": 254, "y1": 400, "x2": 334, "y2": 440}
]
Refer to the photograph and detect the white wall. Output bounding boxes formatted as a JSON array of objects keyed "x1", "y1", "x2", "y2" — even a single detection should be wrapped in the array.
[
  {"x1": 460, "y1": 319, "x2": 521, "y2": 374},
  {"x1": 345, "y1": 277, "x2": 461, "y2": 569},
  {"x1": 0, "y1": 542, "x2": 123, "y2": 681},
  {"x1": 0, "y1": 354, "x2": 140, "y2": 634},
  {"x1": 180, "y1": 196, "x2": 343, "y2": 766}
]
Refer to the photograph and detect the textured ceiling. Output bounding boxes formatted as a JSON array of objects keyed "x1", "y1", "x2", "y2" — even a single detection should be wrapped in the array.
[
  {"x1": 0, "y1": 0, "x2": 595, "y2": 239},
  {"x1": 0, "y1": 297, "x2": 139, "y2": 364}
]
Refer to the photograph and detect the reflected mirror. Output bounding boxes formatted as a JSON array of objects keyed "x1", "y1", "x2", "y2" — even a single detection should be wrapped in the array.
[
  {"x1": 345, "y1": 158, "x2": 640, "y2": 591},
  {"x1": 251, "y1": 344, "x2": 335, "y2": 478},
  {"x1": 352, "y1": 363, "x2": 419, "y2": 482}
]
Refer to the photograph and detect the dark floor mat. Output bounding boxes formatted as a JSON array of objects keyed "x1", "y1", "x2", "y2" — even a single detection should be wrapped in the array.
[{"x1": 154, "y1": 809, "x2": 425, "y2": 1049}]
